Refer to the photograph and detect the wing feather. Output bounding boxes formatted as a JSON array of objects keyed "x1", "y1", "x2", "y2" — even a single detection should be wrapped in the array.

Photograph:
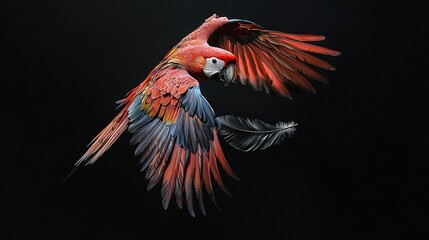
[
  {"x1": 216, "y1": 115, "x2": 298, "y2": 152},
  {"x1": 208, "y1": 20, "x2": 340, "y2": 98},
  {"x1": 128, "y1": 67, "x2": 237, "y2": 216}
]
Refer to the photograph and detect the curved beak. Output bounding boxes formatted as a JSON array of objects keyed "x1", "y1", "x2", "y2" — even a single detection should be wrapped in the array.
[{"x1": 209, "y1": 63, "x2": 235, "y2": 86}]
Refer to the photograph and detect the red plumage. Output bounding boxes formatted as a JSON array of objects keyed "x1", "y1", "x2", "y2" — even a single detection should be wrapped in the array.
[{"x1": 75, "y1": 14, "x2": 340, "y2": 216}]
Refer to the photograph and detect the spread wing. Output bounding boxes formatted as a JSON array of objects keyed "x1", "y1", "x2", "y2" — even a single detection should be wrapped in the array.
[
  {"x1": 208, "y1": 20, "x2": 340, "y2": 99},
  {"x1": 128, "y1": 66, "x2": 238, "y2": 216}
]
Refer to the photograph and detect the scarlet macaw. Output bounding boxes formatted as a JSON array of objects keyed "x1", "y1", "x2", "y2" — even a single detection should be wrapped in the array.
[{"x1": 76, "y1": 14, "x2": 340, "y2": 216}]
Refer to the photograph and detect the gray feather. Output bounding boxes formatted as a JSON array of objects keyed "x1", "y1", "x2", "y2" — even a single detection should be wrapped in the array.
[{"x1": 216, "y1": 115, "x2": 297, "y2": 152}]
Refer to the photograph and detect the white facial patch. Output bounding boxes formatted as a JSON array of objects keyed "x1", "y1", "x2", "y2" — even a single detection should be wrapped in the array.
[{"x1": 203, "y1": 57, "x2": 225, "y2": 78}]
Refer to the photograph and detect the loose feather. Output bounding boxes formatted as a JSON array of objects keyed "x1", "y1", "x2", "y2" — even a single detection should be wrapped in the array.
[{"x1": 216, "y1": 115, "x2": 297, "y2": 152}]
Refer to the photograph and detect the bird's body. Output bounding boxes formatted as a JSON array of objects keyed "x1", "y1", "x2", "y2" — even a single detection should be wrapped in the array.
[{"x1": 76, "y1": 14, "x2": 340, "y2": 216}]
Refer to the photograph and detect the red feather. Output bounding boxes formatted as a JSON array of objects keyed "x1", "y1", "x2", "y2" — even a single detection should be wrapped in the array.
[
  {"x1": 208, "y1": 20, "x2": 340, "y2": 97},
  {"x1": 77, "y1": 15, "x2": 340, "y2": 217}
]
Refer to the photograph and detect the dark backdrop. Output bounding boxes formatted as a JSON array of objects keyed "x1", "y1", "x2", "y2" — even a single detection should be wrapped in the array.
[{"x1": 2, "y1": 0, "x2": 426, "y2": 239}]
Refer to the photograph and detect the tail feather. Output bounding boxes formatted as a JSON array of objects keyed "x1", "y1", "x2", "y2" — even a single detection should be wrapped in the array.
[
  {"x1": 64, "y1": 104, "x2": 131, "y2": 183},
  {"x1": 63, "y1": 78, "x2": 151, "y2": 183},
  {"x1": 75, "y1": 76, "x2": 151, "y2": 168},
  {"x1": 76, "y1": 107, "x2": 129, "y2": 166}
]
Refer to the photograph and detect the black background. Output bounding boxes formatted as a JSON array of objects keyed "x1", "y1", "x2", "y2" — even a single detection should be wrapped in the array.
[{"x1": 2, "y1": 0, "x2": 427, "y2": 239}]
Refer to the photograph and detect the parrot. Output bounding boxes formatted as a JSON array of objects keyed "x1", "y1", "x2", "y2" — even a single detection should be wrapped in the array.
[{"x1": 74, "y1": 14, "x2": 340, "y2": 217}]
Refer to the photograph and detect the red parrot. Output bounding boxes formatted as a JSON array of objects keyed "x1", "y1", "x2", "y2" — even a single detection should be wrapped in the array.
[{"x1": 75, "y1": 14, "x2": 340, "y2": 216}]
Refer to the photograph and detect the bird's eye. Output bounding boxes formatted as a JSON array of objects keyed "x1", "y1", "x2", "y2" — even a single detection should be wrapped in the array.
[{"x1": 203, "y1": 57, "x2": 225, "y2": 79}]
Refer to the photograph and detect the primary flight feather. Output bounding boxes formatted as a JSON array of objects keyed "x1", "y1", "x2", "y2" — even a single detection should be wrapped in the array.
[{"x1": 75, "y1": 14, "x2": 340, "y2": 217}]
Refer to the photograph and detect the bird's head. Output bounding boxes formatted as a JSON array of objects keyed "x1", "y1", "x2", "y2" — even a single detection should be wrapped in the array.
[{"x1": 201, "y1": 48, "x2": 236, "y2": 86}]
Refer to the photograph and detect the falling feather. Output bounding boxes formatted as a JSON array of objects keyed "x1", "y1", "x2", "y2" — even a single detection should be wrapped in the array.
[{"x1": 216, "y1": 115, "x2": 297, "y2": 152}]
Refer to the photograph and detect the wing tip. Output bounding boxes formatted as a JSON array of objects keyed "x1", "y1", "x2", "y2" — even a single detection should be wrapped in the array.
[
  {"x1": 329, "y1": 51, "x2": 341, "y2": 56},
  {"x1": 228, "y1": 19, "x2": 256, "y2": 25},
  {"x1": 189, "y1": 210, "x2": 196, "y2": 218}
]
